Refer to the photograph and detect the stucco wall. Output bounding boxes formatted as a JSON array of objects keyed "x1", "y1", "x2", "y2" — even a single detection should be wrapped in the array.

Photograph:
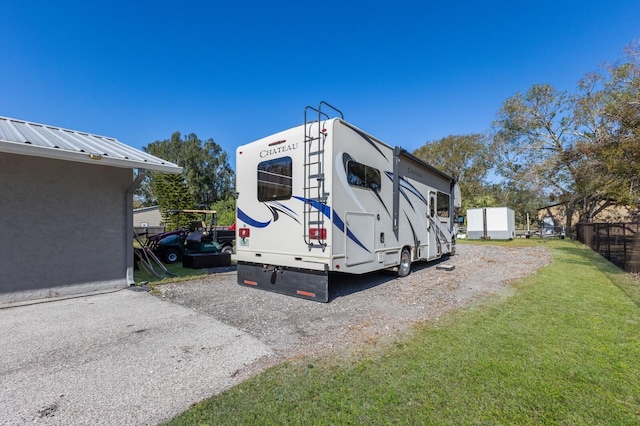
[{"x1": 0, "y1": 152, "x2": 132, "y2": 303}]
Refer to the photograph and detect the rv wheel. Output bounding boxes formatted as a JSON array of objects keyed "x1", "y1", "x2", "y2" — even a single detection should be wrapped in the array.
[{"x1": 397, "y1": 248, "x2": 411, "y2": 277}]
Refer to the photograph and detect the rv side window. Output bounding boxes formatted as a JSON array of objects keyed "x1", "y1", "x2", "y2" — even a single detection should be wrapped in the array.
[
  {"x1": 347, "y1": 161, "x2": 381, "y2": 192},
  {"x1": 257, "y1": 156, "x2": 292, "y2": 201},
  {"x1": 437, "y1": 192, "x2": 450, "y2": 217},
  {"x1": 430, "y1": 195, "x2": 435, "y2": 217}
]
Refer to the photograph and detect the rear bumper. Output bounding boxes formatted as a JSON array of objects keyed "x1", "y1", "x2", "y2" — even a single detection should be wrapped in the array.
[{"x1": 237, "y1": 261, "x2": 329, "y2": 302}]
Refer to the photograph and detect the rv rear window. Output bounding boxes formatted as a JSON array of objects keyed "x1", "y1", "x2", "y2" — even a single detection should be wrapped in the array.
[
  {"x1": 347, "y1": 161, "x2": 381, "y2": 192},
  {"x1": 257, "y1": 156, "x2": 292, "y2": 201},
  {"x1": 437, "y1": 191, "x2": 450, "y2": 217}
]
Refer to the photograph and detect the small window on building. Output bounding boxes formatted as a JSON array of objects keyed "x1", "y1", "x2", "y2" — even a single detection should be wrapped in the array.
[
  {"x1": 437, "y1": 191, "x2": 450, "y2": 217},
  {"x1": 258, "y1": 156, "x2": 292, "y2": 201},
  {"x1": 347, "y1": 161, "x2": 381, "y2": 191}
]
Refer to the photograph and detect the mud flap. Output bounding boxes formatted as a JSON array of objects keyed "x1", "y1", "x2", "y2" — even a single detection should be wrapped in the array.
[{"x1": 237, "y1": 262, "x2": 329, "y2": 302}]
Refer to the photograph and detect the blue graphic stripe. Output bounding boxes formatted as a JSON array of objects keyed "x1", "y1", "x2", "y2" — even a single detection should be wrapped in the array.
[
  {"x1": 271, "y1": 201, "x2": 297, "y2": 215},
  {"x1": 295, "y1": 196, "x2": 371, "y2": 254},
  {"x1": 331, "y1": 212, "x2": 370, "y2": 253},
  {"x1": 237, "y1": 208, "x2": 271, "y2": 228},
  {"x1": 239, "y1": 198, "x2": 372, "y2": 254},
  {"x1": 266, "y1": 202, "x2": 301, "y2": 223},
  {"x1": 385, "y1": 171, "x2": 428, "y2": 206},
  {"x1": 347, "y1": 227, "x2": 370, "y2": 253},
  {"x1": 399, "y1": 188, "x2": 414, "y2": 211},
  {"x1": 401, "y1": 178, "x2": 428, "y2": 205},
  {"x1": 293, "y1": 196, "x2": 331, "y2": 218},
  {"x1": 352, "y1": 127, "x2": 387, "y2": 161},
  {"x1": 333, "y1": 212, "x2": 345, "y2": 231}
]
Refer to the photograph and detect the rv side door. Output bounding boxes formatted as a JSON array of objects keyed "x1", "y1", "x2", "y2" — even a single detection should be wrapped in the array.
[{"x1": 427, "y1": 192, "x2": 439, "y2": 257}]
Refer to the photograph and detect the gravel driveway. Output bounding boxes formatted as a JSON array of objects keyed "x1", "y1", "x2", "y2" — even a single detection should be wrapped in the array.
[
  {"x1": 159, "y1": 244, "x2": 552, "y2": 375},
  {"x1": 0, "y1": 243, "x2": 551, "y2": 425}
]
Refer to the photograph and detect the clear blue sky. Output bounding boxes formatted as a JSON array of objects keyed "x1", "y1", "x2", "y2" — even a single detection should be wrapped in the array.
[{"x1": 1, "y1": 1, "x2": 638, "y2": 170}]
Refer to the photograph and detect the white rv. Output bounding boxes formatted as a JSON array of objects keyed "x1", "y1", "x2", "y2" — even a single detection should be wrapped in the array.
[{"x1": 235, "y1": 103, "x2": 461, "y2": 302}]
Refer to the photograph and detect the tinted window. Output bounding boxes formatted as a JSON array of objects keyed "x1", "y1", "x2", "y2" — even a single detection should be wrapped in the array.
[
  {"x1": 430, "y1": 194, "x2": 435, "y2": 217},
  {"x1": 347, "y1": 161, "x2": 381, "y2": 191},
  {"x1": 437, "y1": 191, "x2": 450, "y2": 217},
  {"x1": 258, "y1": 157, "x2": 292, "y2": 201}
]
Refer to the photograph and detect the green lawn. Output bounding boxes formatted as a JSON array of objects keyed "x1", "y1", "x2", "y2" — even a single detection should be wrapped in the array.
[
  {"x1": 133, "y1": 260, "x2": 209, "y2": 284},
  {"x1": 165, "y1": 240, "x2": 640, "y2": 425}
]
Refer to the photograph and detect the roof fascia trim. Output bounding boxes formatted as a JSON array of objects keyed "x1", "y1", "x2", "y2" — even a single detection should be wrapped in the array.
[{"x1": 0, "y1": 139, "x2": 183, "y2": 174}]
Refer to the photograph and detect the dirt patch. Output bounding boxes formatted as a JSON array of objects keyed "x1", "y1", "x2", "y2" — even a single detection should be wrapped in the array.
[{"x1": 157, "y1": 244, "x2": 552, "y2": 375}]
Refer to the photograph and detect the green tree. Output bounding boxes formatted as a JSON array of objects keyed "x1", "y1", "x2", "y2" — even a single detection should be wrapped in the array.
[
  {"x1": 492, "y1": 83, "x2": 601, "y2": 225},
  {"x1": 458, "y1": 182, "x2": 545, "y2": 227},
  {"x1": 154, "y1": 172, "x2": 196, "y2": 230},
  {"x1": 492, "y1": 42, "x2": 640, "y2": 224},
  {"x1": 210, "y1": 195, "x2": 236, "y2": 226},
  {"x1": 412, "y1": 134, "x2": 492, "y2": 210},
  {"x1": 492, "y1": 183, "x2": 547, "y2": 226},
  {"x1": 140, "y1": 132, "x2": 234, "y2": 207},
  {"x1": 465, "y1": 193, "x2": 496, "y2": 209},
  {"x1": 591, "y1": 41, "x2": 640, "y2": 210}
]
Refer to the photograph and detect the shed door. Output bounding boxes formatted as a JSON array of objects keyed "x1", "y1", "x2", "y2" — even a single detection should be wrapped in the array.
[{"x1": 345, "y1": 212, "x2": 375, "y2": 266}]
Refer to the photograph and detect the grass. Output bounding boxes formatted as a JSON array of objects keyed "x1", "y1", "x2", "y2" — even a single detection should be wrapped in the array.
[
  {"x1": 165, "y1": 240, "x2": 640, "y2": 425},
  {"x1": 458, "y1": 236, "x2": 557, "y2": 248},
  {"x1": 133, "y1": 236, "x2": 210, "y2": 285},
  {"x1": 133, "y1": 261, "x2": 209, "y2": 285}
]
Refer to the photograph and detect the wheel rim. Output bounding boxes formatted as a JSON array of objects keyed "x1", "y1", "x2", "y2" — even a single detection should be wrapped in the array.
[
  {"x1": 167, "y1": 252, "x2": 178, "y2": 263},
  {"x1": 399, "y1": 250, "x2": 411, "y2": 275}
]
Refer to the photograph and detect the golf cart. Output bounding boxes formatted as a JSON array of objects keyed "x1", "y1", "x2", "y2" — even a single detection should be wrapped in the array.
[{"x1": 146, "y1": 209, "x2": 234, "y2": 266}]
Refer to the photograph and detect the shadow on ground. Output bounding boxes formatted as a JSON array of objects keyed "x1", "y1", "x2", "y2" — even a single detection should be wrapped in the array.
[{"x1": 328, "y1": 256, "x2": 452, "y2": 301}]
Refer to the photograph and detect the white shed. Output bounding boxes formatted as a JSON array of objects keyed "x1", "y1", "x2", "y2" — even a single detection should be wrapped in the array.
[
  {"x1": 466, "y1": 207, "x2": 515, "y2": 240},
  {"x1": 0, "y1": 116, "x2": 182, "y2": 304}
]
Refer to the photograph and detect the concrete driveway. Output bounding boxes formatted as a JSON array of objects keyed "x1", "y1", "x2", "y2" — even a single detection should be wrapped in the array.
[{"x1": 0, "y1": 288, "x2": 272, "y2": 425}]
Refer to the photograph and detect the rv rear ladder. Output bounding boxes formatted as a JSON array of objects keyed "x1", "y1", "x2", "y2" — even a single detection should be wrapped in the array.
[
  {"x1": 302, "y1": 102, "x2": 343, "y2": 250},
  {"x1": 303, "y1": 127, "x2": 327, "y2": 250}
]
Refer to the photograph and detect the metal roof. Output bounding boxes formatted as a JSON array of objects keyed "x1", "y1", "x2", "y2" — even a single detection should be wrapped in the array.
[{"x1": 0, "y1": 116, "x2": 182, "y2": 173}]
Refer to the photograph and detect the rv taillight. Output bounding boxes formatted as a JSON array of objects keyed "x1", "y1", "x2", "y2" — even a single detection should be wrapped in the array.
[
  {"x1": 239, "y1": 228, "x2": 250, "y2": 238},
  {"x1": 309, "y1": 227, "x2": 327, "y2": 240}
]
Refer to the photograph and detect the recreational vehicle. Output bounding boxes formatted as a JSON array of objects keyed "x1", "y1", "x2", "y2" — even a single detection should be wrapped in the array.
[{"x1": 235, "y1": 103, "x2": 461, "y2": 302}]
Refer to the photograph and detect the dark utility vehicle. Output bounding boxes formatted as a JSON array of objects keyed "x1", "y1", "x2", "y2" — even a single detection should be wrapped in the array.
[{"x1": 147, "y1": 210, "x2": 235, "y2": 264}]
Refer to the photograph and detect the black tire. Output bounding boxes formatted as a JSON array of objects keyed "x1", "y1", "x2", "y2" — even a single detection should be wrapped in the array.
[
  {"x1": 397, "y1": 248, "x2": 411, "y2": 277},
  {"x1": 163, "y1": 247, "x2": 182, "y2": 264},
  {"x1": 221, "y1": 245, "x2": 234, "y2": 255}
]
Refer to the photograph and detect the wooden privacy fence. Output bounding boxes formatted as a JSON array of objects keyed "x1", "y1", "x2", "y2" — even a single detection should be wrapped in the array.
[{"x1": 575, "y1": 222, "x2": 640, "y2": 273}]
